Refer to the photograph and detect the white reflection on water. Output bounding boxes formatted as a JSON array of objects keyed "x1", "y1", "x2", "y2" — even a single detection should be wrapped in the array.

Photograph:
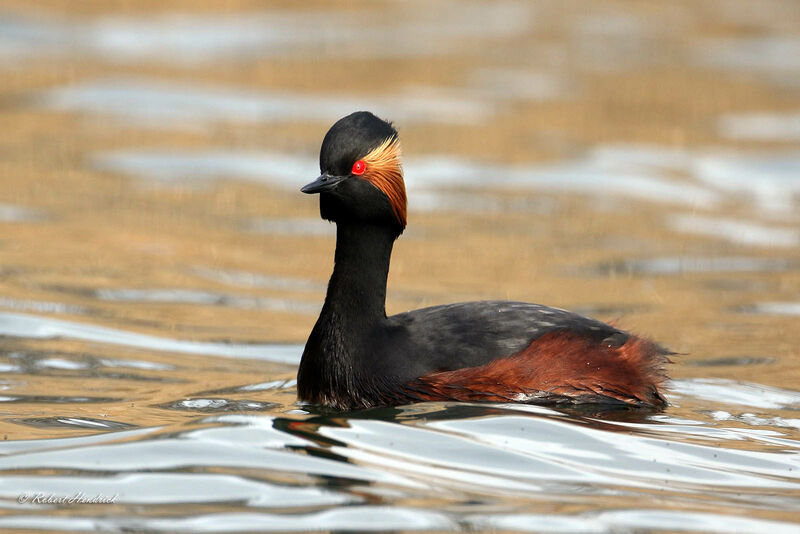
[
  {"x1": 246, "y1": 218, "x2": 336, "y2": 237},
  {"x1": 93, "y1": 145, "x2": 800, "y2": 248},
  {"x1": 670, "y1": 378, "x2": 800, "y2": 410},
  {"x1": 0, "y1": 424, "x2": 418, "y2": 487},
  {"x1": 38, "y1": 78, "x2": 494, "y2": 126},
  {"x1": 468, "y1": 68, "x2": 573, "y2": 100},
  {"x1": 667, "y1": 214, "x2": 800, "y2": 248},
  {"x1": 0, "y1": 312, "x2": 302, "y2": 363},
  {"x1": 190, "y1": 266, "x2": 325, "y2": 292},
  {"x1": 0, "y1": 427, "x2": 159, "y2": 455},
  {"x1": 711, "y1": 411, "x2": 800, "y2": 431},
  {"x1": 94, "y1": 287, "x2": 319, "y2": 314},
  {"x1": 97, "y1": 357, "x2": 174, "y2": 371},
  {"x1": 1, "y1": 400, "x2": 797, "y2": 532},
  {"x1": 476, "y1": 510, "x2": 800, "y2": 534},
  {"x1": 92, "y1": 145, "x2": 722, "y2": 210},
  {"x1": 0, "y1": 296, "x2": 87, "y2": 315},
  {"x1": 0, "y1": 2, "x2": 531, "y2": 64},
  {"x1": 694, "y1": 153, "x2": 800, "y2": 215},
  {"x1": 740, "y1": 301, "x2": 800, "y2": 316},
  {"x1": 697, "y1": 36, "x2": 800, "y2": 88},
  {"x1": 1, "y1": 508, "x2": 796, "y2": 534},
  {"x1": 0, "y1": 508, "x2": 455, "y2": 533},
  {"x1": 0, "y1": 204, "x2": 45, "y2": 222},
  {"x1": 88, "y1": 4, "x2": 529, "y2": 62},
  {"x1": 322, "y1": 416, "x2": 800, "y2": 493},
  {"x1": 588, "y1": 256, "x2": 795, "y2": 275},
  {"x1": 0, "y1": 371, "x2": 799, "y2": 533},
  {"x1": 0, "y1": 13, "x2": 69, "y2": 61},
  {"x1": 719, "y1": 112, "x2": 800, "y2": 142},
  {"x1": 33, "y1": 357, "x2": 87, "y2": 371},
  {"x1": 94, "y1": 150, "x2": 309, "y2": 185},
  {"x1": 0, "y1": 472, "x2": 352, "y2": 507}
]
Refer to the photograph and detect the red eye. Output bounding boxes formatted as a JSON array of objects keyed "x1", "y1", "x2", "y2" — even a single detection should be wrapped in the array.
[{"x1": 351, "y1": 160, "x2": 366, "y2": 175}]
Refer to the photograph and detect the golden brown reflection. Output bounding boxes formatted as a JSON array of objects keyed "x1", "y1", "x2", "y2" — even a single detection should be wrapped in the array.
[{"x1": 0, "y1": 0, "x2": 798, "y2": 459}]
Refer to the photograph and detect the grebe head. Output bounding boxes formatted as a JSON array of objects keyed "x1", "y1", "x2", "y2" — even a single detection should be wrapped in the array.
[{"x1": 302, "y1": 111, "x2": 407, "y2": 232}]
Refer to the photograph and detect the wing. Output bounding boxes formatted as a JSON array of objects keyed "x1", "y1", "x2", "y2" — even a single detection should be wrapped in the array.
[
  {"x1": 402, "y1": 330, "x2": 670, "y2": 407},
  {"x1": 389, "y1": 300, "x2": 622, "y2": 372}
]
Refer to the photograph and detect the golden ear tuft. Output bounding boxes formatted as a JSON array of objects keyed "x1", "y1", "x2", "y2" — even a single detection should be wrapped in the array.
[{"x1": 360, "y1": 136, "x2": 407, "y2": 228}]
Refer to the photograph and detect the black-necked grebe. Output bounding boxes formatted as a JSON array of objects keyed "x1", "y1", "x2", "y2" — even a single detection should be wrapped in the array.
[{"x1": 297, "y1": 111, "x2": 669, "y2": 411}]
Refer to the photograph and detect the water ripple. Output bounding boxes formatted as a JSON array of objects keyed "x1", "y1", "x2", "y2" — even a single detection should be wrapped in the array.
[{"x1": 0, "y1": 312, "x2": 302, "y2": 364}]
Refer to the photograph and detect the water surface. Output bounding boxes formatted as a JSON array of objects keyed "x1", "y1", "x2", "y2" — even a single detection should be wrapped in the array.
[{"x1": 1, "y1": 1, "x2": 799, "y2": 532}]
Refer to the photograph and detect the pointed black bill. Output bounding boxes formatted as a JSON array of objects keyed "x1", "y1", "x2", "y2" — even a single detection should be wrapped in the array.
[{"x1": 301, "y1": 174, "x2": 346, "y2": 194}]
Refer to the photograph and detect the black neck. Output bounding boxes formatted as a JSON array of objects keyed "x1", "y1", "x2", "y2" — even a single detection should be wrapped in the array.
[
  {"x1": 322, "y1": 222, "x2": 397, "y2": 323},
  {"x1": 298, "y1": 221, "x2": 399, "y2": 406}
]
